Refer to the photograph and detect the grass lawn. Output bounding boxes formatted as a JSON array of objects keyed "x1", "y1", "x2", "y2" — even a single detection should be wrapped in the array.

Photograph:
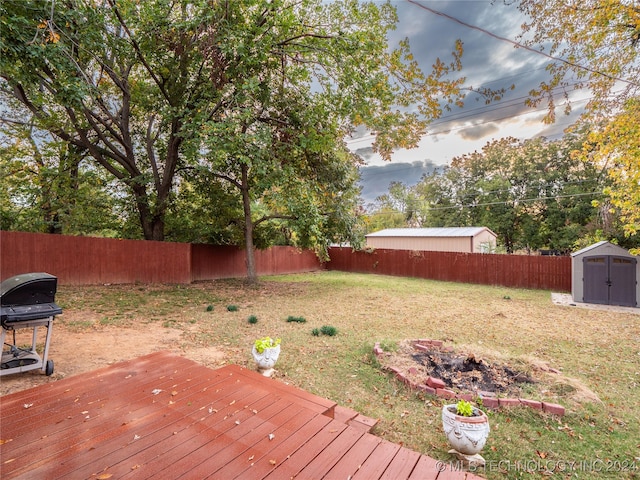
[{"x1": 56, "y1": 271, "x2": 639, "y2": 479}]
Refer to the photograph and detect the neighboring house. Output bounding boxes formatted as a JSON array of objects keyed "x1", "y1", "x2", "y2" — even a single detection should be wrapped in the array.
[{"x1": 365, "y1": 227, "x2": 497, "y2": 254}]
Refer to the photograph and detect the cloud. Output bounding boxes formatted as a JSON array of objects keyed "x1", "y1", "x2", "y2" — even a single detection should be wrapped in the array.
[
  {"x1": 348, "y1": 2, "x2": 585, "y2": 167},
  {"x1": 357, "y1": 160, "x2": 442, "y2": 204},
  {"x1": 458, "y1": 123, "x2": 499, "y2": 141}
]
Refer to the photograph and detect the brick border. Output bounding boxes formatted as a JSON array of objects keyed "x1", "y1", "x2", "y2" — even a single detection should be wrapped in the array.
[{"x1": 374, "y1": 340, "x2": 565, "y2": 416}]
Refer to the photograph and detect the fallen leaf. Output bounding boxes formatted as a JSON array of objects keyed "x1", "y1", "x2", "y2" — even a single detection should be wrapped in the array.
[
  {"x1": 248, "y1": 455, "x2": 255, "y2": 461},
  {"x1": 96, "y1": 474, "x2": 113, "y2": 479},
  {"x1": 268, "y1": 433, "x2": 275, "y2": 440},
  {"x1": 536, "y1": 450, "x2": 547, "y2": 459},
  {"x1": 269, "y1": 459, "x2": 277, "y2": 465},
  {"x1": 0, "y1": 439, "x2": 12, "y2": 445},
  {"x1": 171, "y1": 391, "x2": 178, "y2": 396}
]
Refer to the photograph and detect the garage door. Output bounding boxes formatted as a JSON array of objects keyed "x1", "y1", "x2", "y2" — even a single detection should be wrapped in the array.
[{"x1": 583, "y1": 255, "x2": 637, "y2": 307}]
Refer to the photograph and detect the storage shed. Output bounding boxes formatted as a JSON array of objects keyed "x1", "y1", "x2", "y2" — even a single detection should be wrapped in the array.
[
  {"x1": 365, "y1": 227, "x2": 497, "y2": 253},
  {"x1": 571, "y1": 241, "x2": 638, "y2": 307}
]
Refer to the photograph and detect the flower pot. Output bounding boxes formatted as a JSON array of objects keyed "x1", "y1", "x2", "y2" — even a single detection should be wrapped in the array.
[
  {"x1": 252, "y1": 344, "x2": 281, "y2": 376},
  {"x1": 441, "y1": 404, "x2": 490, "y2": 455}
]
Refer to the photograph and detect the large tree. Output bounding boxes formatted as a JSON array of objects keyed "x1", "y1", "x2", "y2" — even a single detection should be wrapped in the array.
[{"x1": 1, "y1": 0, "x2": 470, "y2": 280}]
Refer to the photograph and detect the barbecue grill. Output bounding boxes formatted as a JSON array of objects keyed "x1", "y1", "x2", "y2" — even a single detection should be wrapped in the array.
[{"x1": 1, "y1": 272, "x2": 62, "y2": 377}]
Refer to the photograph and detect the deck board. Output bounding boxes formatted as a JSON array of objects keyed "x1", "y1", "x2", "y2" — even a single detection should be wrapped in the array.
[{"x1": 0, "y1": 351, "x2": 484, "y2": 480}]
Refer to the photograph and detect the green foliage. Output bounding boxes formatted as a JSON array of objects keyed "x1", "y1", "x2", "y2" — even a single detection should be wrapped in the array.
[
  {"x1": 226, "y1": 305, "x2": 239, "y2": 312},
  {"x1": 205, "y1": 305, "x2": 214, "y2": 312},
  {"x1": 320, "y1": 325, "x2": 338, "y2": 336},
  {"x1": 286, "y1": 315, "x2": 306, "y2": 323},
  {"x1": 311, "y1": 328, "x2": 320, "y2": 336},
  {"x1": 254, "y1": 336, "x2": 280, "y2": 354},
  {"x1": 455, "y1": 400, "x2": 474, "y2": 417},
  {"x1": 0, "y1": 0, "x2": 478, "y2": 273},
  {"x1": 247, "y1": 315, "x2": 258, "y2": 324},
  {"x1": 368, "y1": 132, "x2": 622, "y2": 252}
]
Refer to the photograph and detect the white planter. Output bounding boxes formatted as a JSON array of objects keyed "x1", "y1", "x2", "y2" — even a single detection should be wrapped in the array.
[
  {"x1": 441, "y1": 404, "x2": 490, "y2": 455},
  {"x1": 252, "y1": 344, "x2": 281, "y2": 376}
]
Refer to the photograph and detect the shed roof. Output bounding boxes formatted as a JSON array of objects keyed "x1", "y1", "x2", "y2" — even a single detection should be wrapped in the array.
[
  {"x1": 571, "y1": 241, "x2": 633, "y2": 258},
  {"x1": 365, "y1": 227, "x2": 495, "y2": 238}
]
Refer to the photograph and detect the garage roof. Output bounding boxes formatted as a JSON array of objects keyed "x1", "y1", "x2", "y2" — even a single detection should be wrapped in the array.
[{"x1": 365, "y1": 227, "x2": 494, "y2": 238}]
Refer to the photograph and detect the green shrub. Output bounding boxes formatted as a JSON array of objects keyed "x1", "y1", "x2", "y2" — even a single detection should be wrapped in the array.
[
  {"x1": 226, "y1": 305, "x2": 239, "y2": 312},
  {"x1": 320, "y1": 325, "x2": 338, "y2": 336},
  {"x1": 311, "y1": 328, "x2": 320, "y2": 336},
  {"x1": 247, "y1": 315, "x2": 258, "y2": 324},
  {"x1": 286, "y1": 315, "x2": 306, "y2": 323},
  {"x1": 206, "y1": 305, "x2": 214, "y2": 312}
]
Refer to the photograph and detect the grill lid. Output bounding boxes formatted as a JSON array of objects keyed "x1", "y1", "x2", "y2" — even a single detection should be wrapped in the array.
[{"x1": 1, "y1": 272, "x2": 58, "y2": 307}]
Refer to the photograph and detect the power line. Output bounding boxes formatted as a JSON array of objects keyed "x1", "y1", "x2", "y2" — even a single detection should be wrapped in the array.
[
  {"x1": 346, "y1": 93, "x2": 591, "y2": 146},
  {"x1": 406, "y1": 0, "x2": 640, "y2": 88},
  {"x1": 364, "y1": 190, "x2": 603, "y2": 214}
]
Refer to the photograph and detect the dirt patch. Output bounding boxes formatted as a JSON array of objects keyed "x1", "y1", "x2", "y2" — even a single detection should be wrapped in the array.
[{"x1": 0, "y1": 313, "x2": 226, "y2": 396}]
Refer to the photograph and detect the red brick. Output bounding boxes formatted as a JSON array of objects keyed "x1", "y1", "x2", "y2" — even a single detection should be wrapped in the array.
[
  {"x1": 436, "y1": 388, "x2": 457, "y2": 399},
  {"x1": 422, "y1": 385, "x2": 436, "y2": 395},
  {"x1": 457, "y1": 393, "x2": 474, "y2": 402},
  {"x1": 478, "y1": 390, "x2": 496, "y2": 398},
  {"x1": 499, "y1": 398, "x2": 521, "y2": 408},
  {"x1": 481, "y1": 397, "x2": 500, "y2": 409},
  {"x1": 542, "y1": 402, "x2": 565, "y2": 416},
  {"x1": 519, "y1": 398, "x2": 543, "y2": 410},
  {"x1": 426, "y1": 376, "x2": 446, "y2": 389},
  {"x1": 387, "y1": 366, "x2": 402, "y2": 375},
  {"x1": 408, "y1": 367, "x2": 418, "y2": 375},
  {"x1": 413, "y1": 343, "x2": 430, "y2": 352},
  {"x1": 430, "y1": 340, "x2": 444, "y2": 347}
]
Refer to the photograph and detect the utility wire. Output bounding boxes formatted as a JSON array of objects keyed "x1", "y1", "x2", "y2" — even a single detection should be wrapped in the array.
[
  {"x1": 365, "y1": 190, "x2": 603, "y2": 214},
  {"x1": 406, "y1": 0, "x2": 640, "y2": 88}
]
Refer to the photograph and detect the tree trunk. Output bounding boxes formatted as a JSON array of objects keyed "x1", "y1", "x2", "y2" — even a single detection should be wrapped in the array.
[{"x1": 241, "y1": 163, "x2": 258, "y2": 283}]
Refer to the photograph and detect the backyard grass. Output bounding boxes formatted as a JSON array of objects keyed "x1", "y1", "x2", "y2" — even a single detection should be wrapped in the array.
[{"x1": 51, "y1": 271, "x2": 640, "y2": 479}]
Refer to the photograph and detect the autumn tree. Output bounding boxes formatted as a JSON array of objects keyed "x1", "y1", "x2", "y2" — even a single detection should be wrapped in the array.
[
  {"x1": 579, "y1": 99, "x2": 640, "y2": 243},
  {"x1": 515, "y1": 1, "x2": 640, "y2": 239},
  {"x1": 516, "y1": 0, "x2": 640, "y2": 121}
]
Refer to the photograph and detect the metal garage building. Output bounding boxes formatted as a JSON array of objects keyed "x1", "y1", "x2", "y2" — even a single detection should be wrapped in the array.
[
  {"x1": 365, "y1": 227, "x2": 497, "y2": 254},
  {"x1": 571, "y1": 241, "x2": 638, "y2": 307}
]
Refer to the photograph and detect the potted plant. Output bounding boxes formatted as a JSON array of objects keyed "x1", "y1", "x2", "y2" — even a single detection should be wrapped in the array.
[
  {"x1": 252, "y1": 337, "x2": 281, "y2": 376},
  {"x1": 441, "y1": 400, "x2": 490, "y2": 458}
]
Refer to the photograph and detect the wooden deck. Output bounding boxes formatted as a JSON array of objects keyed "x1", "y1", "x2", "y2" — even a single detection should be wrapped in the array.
[{"x1": 0, "y1": 351, "x2": 483, "y2": 479}]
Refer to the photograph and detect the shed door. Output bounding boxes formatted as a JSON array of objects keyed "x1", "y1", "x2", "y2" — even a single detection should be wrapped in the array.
[
  {"x1": 609, "y1": 256, "x2": 636, "y2": 307},
  {"x1": 583, "y1": 255, "x2": 637, "y2": 307}
]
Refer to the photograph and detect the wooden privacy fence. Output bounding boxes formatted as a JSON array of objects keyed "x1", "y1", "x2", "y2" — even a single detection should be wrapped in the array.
[
  {"x1": 0, "y1": 231, "x2": 322, "y2": 285},
  {"x1": 0, "y1": 231, "x2": 571, "y2": 290},
  {"x1": 327, "y1": 247, "x2": 571, "y2": 292}
]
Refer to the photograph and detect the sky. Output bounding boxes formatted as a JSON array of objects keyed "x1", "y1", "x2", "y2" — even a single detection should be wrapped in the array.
[{"x1": 352, "y1": 0, "x2": 590, "y2": 203}]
